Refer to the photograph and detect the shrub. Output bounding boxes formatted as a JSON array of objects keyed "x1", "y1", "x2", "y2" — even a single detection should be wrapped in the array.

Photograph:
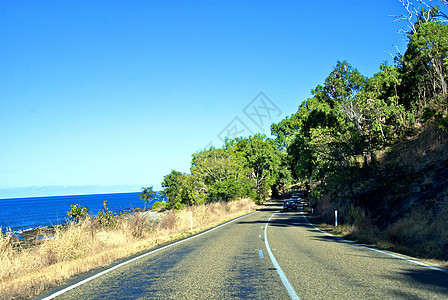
[
  {"x1": 67, "y1": 204, "x2": 90, "y2": 221},
  {"x1": 158, "y1": 210, "x2": 177, "y2": 230},
  {"x1": 123, "y1": 213, "x2": 150, "y2": 239},
  {"x1": 169, "y1": 202, "x2": 184, "y2": 212},
  {"x1": 151, "y1": 201, "x2": 166, "y2": 212},
  {"x1": 97, "y1": 200, "x2": 116, "y2": 228},
  {"x1": 0, "y1": 228, "x2": 14, "y2": 260}
]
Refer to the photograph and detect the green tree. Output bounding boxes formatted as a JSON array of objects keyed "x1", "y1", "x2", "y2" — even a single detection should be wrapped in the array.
[
  {"x1": 398, "y1": 7, "x2": 448, "y2": 107},
  {"x1": 139, "y1": 186, "x2": 156, "y2": 211},
  {"x1": 270, "y1": 113, "x2": 302, "y2": 151},
  {"x1": 161, "y1": 170, "x2": 184, "y2": 203},
  {"x1": 227, "y1": 134, "x2": 284, "y2": 200},
  {"x1": 189, "y1": 147, "x2": 251, "y2": 203}
]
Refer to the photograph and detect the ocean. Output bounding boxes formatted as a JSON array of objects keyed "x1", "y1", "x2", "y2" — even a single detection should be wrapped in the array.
[{"x1": 0, "y1": 192, "x2": 166, "y2": 236}]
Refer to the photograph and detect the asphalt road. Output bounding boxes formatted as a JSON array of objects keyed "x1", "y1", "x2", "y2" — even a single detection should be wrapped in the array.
[{"x1": 38, "y1": 201, "x2": 448, "y2": 299}]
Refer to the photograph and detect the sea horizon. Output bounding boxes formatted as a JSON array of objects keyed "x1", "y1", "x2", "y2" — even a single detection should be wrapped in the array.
[
  {"x1": 0, "y1": 184, "x2": 154, "y2": 200},
  {"x1": 0, "y1": 190, "x2": 142, "y2": 201}
]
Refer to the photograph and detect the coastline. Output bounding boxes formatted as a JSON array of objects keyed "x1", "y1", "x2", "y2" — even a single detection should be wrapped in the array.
[
  {"x1": 1, "y1": 191, "x2": 162, "y2": 237},
  {"x1": 9, "y1": 209, "x2": 163, "y2": 250}
]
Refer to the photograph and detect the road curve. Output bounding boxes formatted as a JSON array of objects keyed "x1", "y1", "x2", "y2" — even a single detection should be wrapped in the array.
[{"x1": 37, "y1": 201, "x2": 448, "y2": 299}]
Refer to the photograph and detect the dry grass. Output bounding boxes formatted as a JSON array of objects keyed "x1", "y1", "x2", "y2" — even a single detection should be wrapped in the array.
[
  {"x1": 312, "y1": 194, "x2": 448, "y2": 263},
  {"x1": 385, "y1": 204, "x2": 448, "y2": 259},
  {"x1": 385, "y1": 124, "x2": 448, "y2": 171},
  {"x1": 322, "y1": 202, "x2": 448, "y2": 262},
  {"x1": 0, "y1": 198, "x2": 257, "y2": 300}
]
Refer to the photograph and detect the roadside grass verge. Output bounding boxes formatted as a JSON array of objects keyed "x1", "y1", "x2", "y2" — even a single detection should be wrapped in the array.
[
  {"x1": 0, "y1": 198, "x2": 258, "y2": 300},
  {"x1": 304, "y1": 207, "x2": 448, "y2": 269}
]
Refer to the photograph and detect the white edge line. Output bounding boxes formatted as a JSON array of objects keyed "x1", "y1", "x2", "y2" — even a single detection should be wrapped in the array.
[
  {"x1": 43, "y1": 211, "x2": 259, "y2": 299},
  {"x1": 264, "y1": 213, "x2": 300, "y2": 300},
  {"x1": 301, "y1": 212, "x2": 448, "y2": 275}
]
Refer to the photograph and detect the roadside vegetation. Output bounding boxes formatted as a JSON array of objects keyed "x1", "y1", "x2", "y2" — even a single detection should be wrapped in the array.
[
  {"x1": 0, "y1": 198, "x2": 257, "y2": 299},
  {"x1": 161, "y1": 1, "x2": 448, "y2": 261},
  {"x1": 160, "y1": 133, "x2": 292, "y2": 209},
  {"x1": 269, "y1": 1, "x2": 448, "y2": 260}
]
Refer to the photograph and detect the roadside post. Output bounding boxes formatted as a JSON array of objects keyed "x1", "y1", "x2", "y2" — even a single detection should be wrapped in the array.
[{"x1": 335, "y1": 210, "x2": 338, "y2": 227}]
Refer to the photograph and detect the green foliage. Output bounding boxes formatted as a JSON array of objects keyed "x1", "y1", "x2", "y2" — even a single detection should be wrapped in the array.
[
  {"x1": 151, "y1": 201, "x2": 166, "y2": 211},
  {"x1": 268, "y1": 8, "x2": 448, "y2": 240},
  {"x1": 139, "y1": 186, "x2": 156, "y2": 211},
  {"x1": 160, "y1": 134, "x2": 289, "y2": 208},
  {"x1": 169, "y1": 202, "x2": 185, "y2": 212},
  {"x1": 276, "y1": 61, "x2": 367, "y2": 189},
  {"x1": 399, "y1": 18, "x2": 448, "y2": 107},
  {"x1": 97, "y1": 200, "x2": 116, "y2": 228},
  {"x1": 270, "y1": 114, "x2": 302, "y2": 150},
  {"x1": 67, "y1": 204, "x2": 90, "y2": 221},
  {"x1": 227, "y1": 134, "x2": 283, "y2": 200},
  {"x1": 161, "y1": 170, "x2": 195, "y2": 207}
]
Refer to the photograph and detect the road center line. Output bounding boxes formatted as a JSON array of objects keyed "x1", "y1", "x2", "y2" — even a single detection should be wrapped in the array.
[
  {"x1": 264, "y1": 213, "x2": 300, "y2": 300},
  {"x1": 41, "y1": 211, "x2": 259, "y2": 299},
  {"x1": 301, "y1": 212, "x2": 448, "y2": 275}
]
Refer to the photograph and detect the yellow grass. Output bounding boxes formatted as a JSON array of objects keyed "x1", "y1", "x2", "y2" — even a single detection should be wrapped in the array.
[{"x1": 0, "y1": 199, "x2": 258, "y2": 300}]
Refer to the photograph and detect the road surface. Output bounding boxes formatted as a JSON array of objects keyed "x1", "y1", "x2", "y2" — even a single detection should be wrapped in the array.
[{"x1": 38, "y1": 201, "x2": 448, "y2": 299}]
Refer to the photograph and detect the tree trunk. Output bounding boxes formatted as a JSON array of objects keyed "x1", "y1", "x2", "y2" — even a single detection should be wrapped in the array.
[{"x1": 430, "y1": 56, "x2": 447, "y2": 99}]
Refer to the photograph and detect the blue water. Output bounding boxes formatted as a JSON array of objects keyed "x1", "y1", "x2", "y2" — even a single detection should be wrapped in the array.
[{"x1": 0, "y1": 192, "x2": 166, "y2": 235}]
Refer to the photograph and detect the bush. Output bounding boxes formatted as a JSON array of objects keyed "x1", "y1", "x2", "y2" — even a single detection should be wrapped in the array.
[
  {"x1": 158, "y1": 210, "x2": 177, "y2": 230},
  {"x1": 151, "y1": 201, "x2": 166, "y2": 212},
  {"x1": 166, "y1": 201, "x2": 185, "y2": 211},
  {"x1": 67, "y1": 204, "x2": 90, "y2": 221},
  {"x1": 97, "y1": 200, "x2": 116, "y2": 228},
  {"x1": 126, "y1": 213, "x2": 150, "y2": 239}
]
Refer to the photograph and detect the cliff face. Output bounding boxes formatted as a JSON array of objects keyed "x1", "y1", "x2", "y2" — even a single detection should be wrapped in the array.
[
  {"x1": 351, "y1": 125, "x2": 448, "y2": 258},
  {"x1": 372, "y1": 126, "x2": 447, "y2": 218}
]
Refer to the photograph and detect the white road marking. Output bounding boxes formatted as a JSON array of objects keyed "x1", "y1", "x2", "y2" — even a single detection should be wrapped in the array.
[
  {"x1": 264, "y1": 213, "x2": 300, "y2": 300},
  {"x1": 301, "y1": 212, "x2": 448, "y2": 275},
  {"x1": 42, "y1": 211, "x2": 259, "y2": 299},
  {"x1": 259, "y1": 249, "x2": 264, "y2": 258}
]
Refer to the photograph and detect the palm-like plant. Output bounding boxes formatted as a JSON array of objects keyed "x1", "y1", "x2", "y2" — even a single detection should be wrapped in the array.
[{"x1": 139, "y1": 186, "x2": 156, "y2": 211}]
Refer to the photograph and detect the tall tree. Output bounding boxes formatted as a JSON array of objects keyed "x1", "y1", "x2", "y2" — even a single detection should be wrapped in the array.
[
  {"x1": 161, "y1": 170, "x2": 184, "y2": 204},
  {"x1": 396, "y1": 3, "x2": 448, "y2": 106},
  {"x1": 139, "y1": 186, "x2": 156, "y2": 211}
]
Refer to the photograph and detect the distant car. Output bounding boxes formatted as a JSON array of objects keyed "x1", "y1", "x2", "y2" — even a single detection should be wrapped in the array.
[
  {"x1": 283, "y1": 200, "x2": 298, "y2": 212},
  {"x1": 291, "y1": 194, "x2": 301, "y2": 204},
  {"x1": 291, "y1": 199, "x2": 301, "y2": 206}
]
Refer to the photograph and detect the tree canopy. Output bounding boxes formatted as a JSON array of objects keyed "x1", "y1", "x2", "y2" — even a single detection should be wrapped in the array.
[
  {"x1": 161, "y1": 134, "x2": 288, "y2": 207},
  {"x1": 160, "y1": 1, "x2": 448, "y2": 216},
  {"x1": 139, "y1": 186, "x2": 156, "y2": 211}
]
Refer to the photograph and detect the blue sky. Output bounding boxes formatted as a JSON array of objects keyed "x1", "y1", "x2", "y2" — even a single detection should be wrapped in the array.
[{"x1": 0, "y1": 0, "x2": 429, "y2": 198}]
